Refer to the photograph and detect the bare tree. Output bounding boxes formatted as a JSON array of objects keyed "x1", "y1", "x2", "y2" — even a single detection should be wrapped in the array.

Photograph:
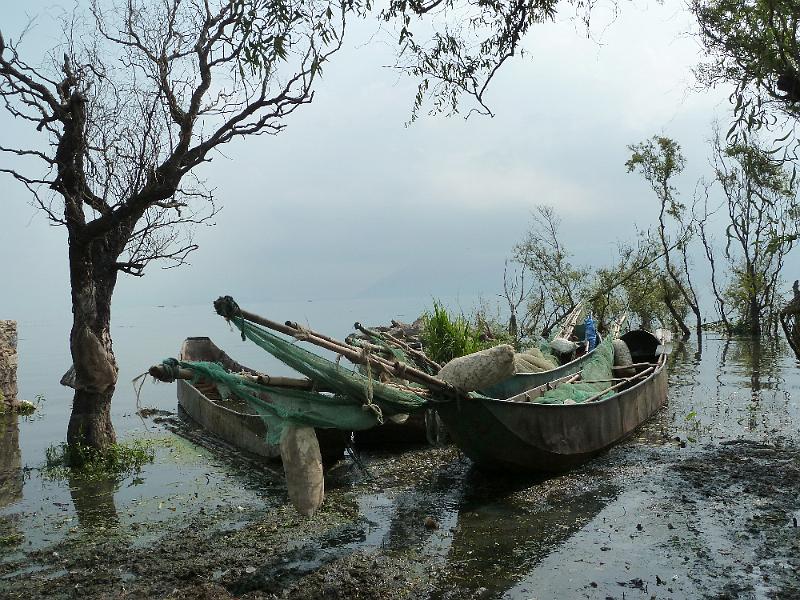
[
  {"x1": 710, "y1": 131, "x2": 798, "y2": 335},
  {"x1": 697, "y1": 180, "x2": 733, "y2": 333},
  {"x1": 0, "y1": 0, "x2": 346, "y2": 452},
  {"x1": 513, "y1": 205, "x2": 589, "y2": 337}
]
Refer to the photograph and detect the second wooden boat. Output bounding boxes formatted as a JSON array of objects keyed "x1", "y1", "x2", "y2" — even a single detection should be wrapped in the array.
[{"x1": 436, "y1": 330, "x2": 667, "y2": 473}]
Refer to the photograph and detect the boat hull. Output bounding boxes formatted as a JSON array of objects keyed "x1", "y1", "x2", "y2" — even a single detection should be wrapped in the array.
[
  {"x1": 176, "y1": 337, "x2": 349, "y2": 466},
  {"x1": 438, "y1": 349, "x2": 667, "y2": 473},
  {"x1": 177, "y1": 379, "x2": 279, "y2": 458}
]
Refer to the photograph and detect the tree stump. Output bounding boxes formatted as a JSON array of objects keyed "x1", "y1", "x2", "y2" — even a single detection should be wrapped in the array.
[{"x1": 0, "y1": 321, "x2": 17, "y2": 408}]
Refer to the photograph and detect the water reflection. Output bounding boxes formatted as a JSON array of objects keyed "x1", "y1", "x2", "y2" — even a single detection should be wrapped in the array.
[
  {"x1": 68, "y1": 476, "x2": 120, "y2": 529},
  {"x1": 665, "y1": 334, "x2": 797, "y2": 443},
  {"x1": 429, "y1": 468, "x2": 617, "y2": 599},
  {"x1": 0, "y1": 414, "x2": 22, "y2": 547},
  {"x1": 0, "y1": 414, "x2": 22, "y2": 508}
]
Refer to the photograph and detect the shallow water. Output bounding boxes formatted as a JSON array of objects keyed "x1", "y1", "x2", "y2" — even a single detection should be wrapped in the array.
[{"x1": 2, "y1": 305, "x2": 800, "y2": 598}]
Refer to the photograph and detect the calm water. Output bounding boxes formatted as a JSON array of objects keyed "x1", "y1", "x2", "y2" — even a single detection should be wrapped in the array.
[{"x1": 2, "y1": 299, "x2": 800, "y2": 598}]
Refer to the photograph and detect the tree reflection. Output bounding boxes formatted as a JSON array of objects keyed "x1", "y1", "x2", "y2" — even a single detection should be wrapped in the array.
[
  {"x1": 0, "y1": 414, "x2": 22, "y2": 548},
  {"x1": 68, "y1": 475, "x2": 120, "y2": 529},
  {"x1": 428, "y1": 467, "x2": 616, "y2": 599},
  {"x1": 0, "y1": 414, "x2": 22, "y2": 508}
]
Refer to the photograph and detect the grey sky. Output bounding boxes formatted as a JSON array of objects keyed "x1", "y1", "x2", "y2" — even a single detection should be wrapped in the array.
[{"x1": 1, "y1": 0, "x2": 748, "y2": 319}]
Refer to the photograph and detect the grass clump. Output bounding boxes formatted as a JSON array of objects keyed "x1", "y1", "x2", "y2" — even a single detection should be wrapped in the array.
[
  {"x1": 0, "y1": 533, "x2": 23, "y2": 547},
  {"x1": 421, "y1": 300, "x2": 487, "y2": 365},
  {"x1": 14, "y1": 400, "x2": 37, "y2": 415},
  {"x1": 43, "y1": 439, "x2": 155, "y2": 481}
]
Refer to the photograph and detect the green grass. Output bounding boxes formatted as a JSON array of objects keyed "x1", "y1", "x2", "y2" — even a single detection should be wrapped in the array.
[
  {"x1": 43, "y1": 439, "x2": 155, "y2": 481},
  {"x1": 0, "y1": 533, "x2": 23, "y2": 547},
  {"x1": 421, "y1": 300, "x2": 487, "y2": 365}
]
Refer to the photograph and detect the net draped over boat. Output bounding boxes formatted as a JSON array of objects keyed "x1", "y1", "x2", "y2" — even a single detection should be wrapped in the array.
[
  {"x1": 532, "y1": 336, "x2": 616, "y2": 404},
  {"x1": 158, "y1": 311, "x2": 433, "y2": 442},
  {"x1": 162, "y1": 359, "x2": 384, "y2": 443}
]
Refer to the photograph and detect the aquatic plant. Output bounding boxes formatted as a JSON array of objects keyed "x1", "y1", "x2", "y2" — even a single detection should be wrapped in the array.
[
  {"x1": 421, "y1": 301, "x2": 487, "y2": 365},
  {"x1": 43, "y1": 439, "x2": 155, "y2": 481},
  {"x1": 0, "y1": 533, "x2": 23, "y2": 547}
]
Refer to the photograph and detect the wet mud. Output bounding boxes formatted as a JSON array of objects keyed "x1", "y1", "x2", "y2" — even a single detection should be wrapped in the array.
[{"x1": 2, "y1": 335, "x2": 800, "y2": 599}]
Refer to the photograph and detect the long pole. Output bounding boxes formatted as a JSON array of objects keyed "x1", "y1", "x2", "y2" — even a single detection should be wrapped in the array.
[{"x1": 213, "y1": 297, "x2": 461, "y2": 398}]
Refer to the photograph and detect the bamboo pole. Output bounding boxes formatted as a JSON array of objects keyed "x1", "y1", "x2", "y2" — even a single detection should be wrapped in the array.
[
  {"x1": 612, "y1": 313, "x2": 627, "y2": 339},
  {"x1": 148, "y1": 364, "x2": 331, "y2": 391},
  {"x1": 213, "y1": 297, "x2": 461, "y2": 398},
  {"x1": 557, "y1": 303, "x2": 583, "y2": 339},
  {"x1": 353, "y1": 322, "x2": 441, "y2": 373}
]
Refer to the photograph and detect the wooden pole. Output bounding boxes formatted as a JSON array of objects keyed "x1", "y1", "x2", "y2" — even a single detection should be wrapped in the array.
[
  {"x1": 148, "y1": 364, "x2": 332, "y2": 391},
  {"x1": 213, "y1": 298, "x2": 461, "y2": 398},
  {"x1": 353, "y1": 322, "x2": 441, "y2": 373},
  {"x1": 584, "y1": 365, "x2": 655, "y2": 403}
]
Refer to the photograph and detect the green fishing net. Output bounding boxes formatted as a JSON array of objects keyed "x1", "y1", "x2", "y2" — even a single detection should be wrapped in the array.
[
  {"x1": 164, "y1": 359, "x2": 381, "y2": 443},
  {"x1": 533, "y1": 336, "x2": 616, "y2": 404}
]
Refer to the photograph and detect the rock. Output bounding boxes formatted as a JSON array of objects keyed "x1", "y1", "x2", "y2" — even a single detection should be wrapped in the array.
[{"x1": 424, "y1": 516, "x2": 439, "y2": 530}]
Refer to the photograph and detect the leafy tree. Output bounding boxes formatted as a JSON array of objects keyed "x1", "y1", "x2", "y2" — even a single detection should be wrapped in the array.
[
  {"x1": 513, "y1": 205, "x2": 589, "y2": 336},
  {"x1": 586, "y1": 233, "x2": 689, "y2": 332},
  {"x1": 710, "y1": 133, "x2": 798, "y2": 334},
  {"x1": 694, "y1": 0, "x2": 800, "y2": 144},
  {"x1": 1, "y1": 0, "x2": 585, "y2": 452},
  {"x1": 626, "y1": 136, "x2": 702, "y2": 341}
]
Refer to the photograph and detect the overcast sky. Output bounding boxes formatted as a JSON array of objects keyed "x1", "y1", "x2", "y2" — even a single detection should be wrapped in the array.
[{"x1": 1, "y1": 0, "x2": 744, "y2": 320}]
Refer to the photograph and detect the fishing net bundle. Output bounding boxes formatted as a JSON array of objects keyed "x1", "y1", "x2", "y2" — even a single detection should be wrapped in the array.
[{"x1": 532, "y1": 336, "x2": 616, "y2": 404}]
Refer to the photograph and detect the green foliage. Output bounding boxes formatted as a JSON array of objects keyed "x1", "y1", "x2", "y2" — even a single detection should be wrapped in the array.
[
  {"x1": 626, "y1": 136, "x2": 687, "y2": 219},
  {"x1": 14, "y1": 399, "x2": 37, "y2": 416},
  {"x1": 711, "y1": 134, "x2": 798, "y2": 333},
  {"x1": 694, "y1": 0, "x2": 800, "y2": 142},
  {"x1": 0, "y1": 533, "x2": 23, "y2": 547},
  {"x1": 421, "y1": 301, "x2": 487, "y2": 364},
  {"x1": 43, "y1": 440, "x2": 155, "y2": 482},
  {"x1": 471, "y1": 301, "x2": 518, "y2": 348}
]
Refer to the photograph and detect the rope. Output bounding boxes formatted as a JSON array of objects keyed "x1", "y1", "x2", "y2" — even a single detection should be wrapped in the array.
[{"x1": 359, "y1": 347, "x2": 384, "y2": 424}]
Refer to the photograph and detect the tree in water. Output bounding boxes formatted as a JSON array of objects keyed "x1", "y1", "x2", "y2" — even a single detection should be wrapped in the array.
[
  {"x1": 0, "y1": 0, "x2": 593, "y2": 453},
  {"x1": 626, "y1": 136, "x2": 703, "y2": 342},
  {"x1": 708, "y1": 133, "x2": 798, "y2": 335}
]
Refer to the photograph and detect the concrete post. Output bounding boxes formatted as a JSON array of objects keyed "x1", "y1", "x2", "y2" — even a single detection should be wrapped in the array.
[{"x1": 0, "y1": 321, "x2": 18, "y2": 407}]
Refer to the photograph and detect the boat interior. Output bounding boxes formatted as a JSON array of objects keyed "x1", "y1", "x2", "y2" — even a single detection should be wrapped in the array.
[{"x1": 506, "y1": 330, "x2": 665, "y2": 404}]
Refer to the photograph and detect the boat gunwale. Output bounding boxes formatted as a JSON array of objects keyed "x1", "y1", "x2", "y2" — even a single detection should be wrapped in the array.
[{"x1": 474, "y1": 351, "x2": 666, "y2": 409}]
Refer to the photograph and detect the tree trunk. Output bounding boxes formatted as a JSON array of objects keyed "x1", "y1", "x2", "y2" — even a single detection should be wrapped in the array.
[
  {"x1": 64, "y1": 236, "x2": 119, "y2": 451},
  {"x1": 749, "y1": 296, "x2": 762, "y2": 337},
  {"x1": 662, "y1": 278, "x2": 690, "y2": 340}
]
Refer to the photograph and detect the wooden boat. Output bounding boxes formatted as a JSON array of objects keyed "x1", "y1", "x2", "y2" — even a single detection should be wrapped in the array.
[
  {"x1": 436, "y1": 330, "x2": 667, "y2": 473},
  {"x1": 175, "y1": 337, "x2": 349, "y2": 467},
  {"x1": 481, "y1": 324, "x2": 603, "y2": 399}
]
